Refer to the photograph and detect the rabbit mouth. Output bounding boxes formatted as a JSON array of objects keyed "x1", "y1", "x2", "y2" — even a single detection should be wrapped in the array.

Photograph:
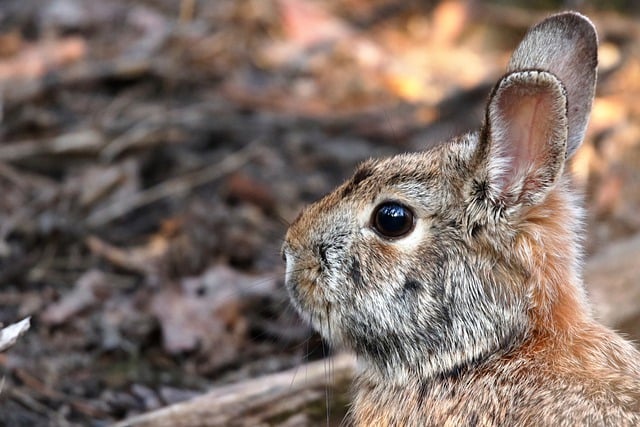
[
  {"x1": 284, "y1": 275, "x2": 335, "y2": 338},
  {"x1": 283, "y1": 251, "x2": 340, "y2": 338},
  {"x1": 284, "y1": 252, "x2": 322, "y2": 312}
]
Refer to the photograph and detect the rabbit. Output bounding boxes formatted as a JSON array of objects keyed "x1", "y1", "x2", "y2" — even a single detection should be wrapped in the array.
[{"x1": 282, "y1": 11, "x2": 640, "y2": 426}]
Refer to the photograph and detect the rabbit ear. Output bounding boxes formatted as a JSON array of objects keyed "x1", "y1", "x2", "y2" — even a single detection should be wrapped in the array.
[
  {"x1": 482, "y1": 70, "x2": 568, "y2": 206},
  {"x1": 507, "y1": 12, "x2": 598, "y2": 157},
  {"x1": 476, "y1": 12, "x2": 598, "y2": 206}
]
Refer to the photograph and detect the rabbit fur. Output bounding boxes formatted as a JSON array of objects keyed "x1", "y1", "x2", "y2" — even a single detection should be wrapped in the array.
[{"x1": 282, "y1": 12, "x2": 640, "y2": 426}]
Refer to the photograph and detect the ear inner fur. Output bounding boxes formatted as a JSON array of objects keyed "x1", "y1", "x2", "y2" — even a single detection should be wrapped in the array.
[
  {"x1": 483, "y1": 70, "x2": 568, "y2": 206},
  {"x1": 508, "y1": 12, "x2": 597, "y2": 157}
]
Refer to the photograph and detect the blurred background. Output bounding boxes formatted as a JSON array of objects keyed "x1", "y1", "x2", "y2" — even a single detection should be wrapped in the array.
[{"x1": 0, "y1": 0, "x2": 639, "y2": 425}]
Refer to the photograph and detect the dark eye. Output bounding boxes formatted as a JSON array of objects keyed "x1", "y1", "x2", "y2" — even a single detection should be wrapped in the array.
[{"x1": 371, "y1": 202, "x2": 415, "y2": 238}]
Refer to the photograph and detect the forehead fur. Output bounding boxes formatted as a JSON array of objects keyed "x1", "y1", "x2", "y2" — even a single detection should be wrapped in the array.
[{"x1": 340, "y1": 134, "x2": 478, "y2": 201}]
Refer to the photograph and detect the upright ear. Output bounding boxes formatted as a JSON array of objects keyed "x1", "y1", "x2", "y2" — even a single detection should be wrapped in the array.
[
  {"x1": 508, "y1": 12, "x2": 597, "y2": 157},
  {"x1": 478, "y1": 12, "x2": 598, "y2": 206}
]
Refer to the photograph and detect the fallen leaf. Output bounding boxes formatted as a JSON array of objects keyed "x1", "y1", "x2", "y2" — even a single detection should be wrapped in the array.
[
  {"x1": 0, "y1": 317, "x2": 31, "y2": 352},
  {"x1": 151, "y1": 265, "x2": 276, "y2": 370},
  {"x1": 41, "y1": 270, "x2": 110, "y2": 325}
]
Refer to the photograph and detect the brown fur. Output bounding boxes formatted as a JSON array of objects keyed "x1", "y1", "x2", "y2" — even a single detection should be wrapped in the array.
[{"x1": 283, "y1": 12, "x2": 640, "y2": 426}]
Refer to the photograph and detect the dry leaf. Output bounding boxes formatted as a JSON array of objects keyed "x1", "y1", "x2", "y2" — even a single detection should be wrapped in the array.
[
  {"x1": 41, "y1": 270, "x2": 110, "y2": 325},
  {"x1": 0, "y1": 317, "x2": 31, "y2": 352}
]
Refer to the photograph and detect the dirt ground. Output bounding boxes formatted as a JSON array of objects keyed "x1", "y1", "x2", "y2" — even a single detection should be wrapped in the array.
[{"x1": 0, "y1": 1, "x2": 639, "y2": 425}]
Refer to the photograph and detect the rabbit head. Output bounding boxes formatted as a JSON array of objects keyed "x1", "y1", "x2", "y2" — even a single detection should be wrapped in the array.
[{"x1": 283, "y1": 12, "x2": 597, "y2": 382}]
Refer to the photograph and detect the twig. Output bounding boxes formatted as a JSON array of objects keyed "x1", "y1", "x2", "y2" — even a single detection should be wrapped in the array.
[
  {"x1": 100, "y1": 120, "x2": 170, "y2": 161},
  {"x1": 2, "y1": 56, "x2": 153, "y2": 107},
  {"x1": 86, "y1": 139, "x2": 264, "y2": 227},
  {"x1": 115, "y1": 353, "x2": 356, "y2": 427},
  {"x1": 13, "y1": 366, "x2": 110, "y2": 419},
  {"x1": 0, "y1": 129, "x2": 105, "y2": 161},
  {"x1": 9, "y1": 387, "x2": 74, "y2": 427},
  {"x1": 85, "y1": 236, "x2": 156, "y2": 275},
  {"x1": 0, "y1": 161, "x2": 58, "y2": 190}
]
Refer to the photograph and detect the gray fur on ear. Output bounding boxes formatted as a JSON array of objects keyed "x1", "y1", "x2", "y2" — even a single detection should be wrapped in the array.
[{"x1": 508, "y1": 12, "x2": 597, "y2": 157}]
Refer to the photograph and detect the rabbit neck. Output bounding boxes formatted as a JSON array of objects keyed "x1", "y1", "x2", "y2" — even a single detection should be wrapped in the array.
[{"x1": 514, "y1": 177, "x2": 592, "y2": 336}]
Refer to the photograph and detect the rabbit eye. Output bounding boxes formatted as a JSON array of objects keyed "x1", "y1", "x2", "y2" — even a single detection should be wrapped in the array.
[{"x1": 371, "y1": 202, "x2": 414, "y2": 238}]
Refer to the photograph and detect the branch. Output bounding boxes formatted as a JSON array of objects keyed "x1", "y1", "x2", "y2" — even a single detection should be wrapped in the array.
[
  {"x1": 86, "y1": 140, "x2": 264, "y2": 227},
  {"x1": 115, "y1": 353, "x2": 356, "y2": 427}
]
